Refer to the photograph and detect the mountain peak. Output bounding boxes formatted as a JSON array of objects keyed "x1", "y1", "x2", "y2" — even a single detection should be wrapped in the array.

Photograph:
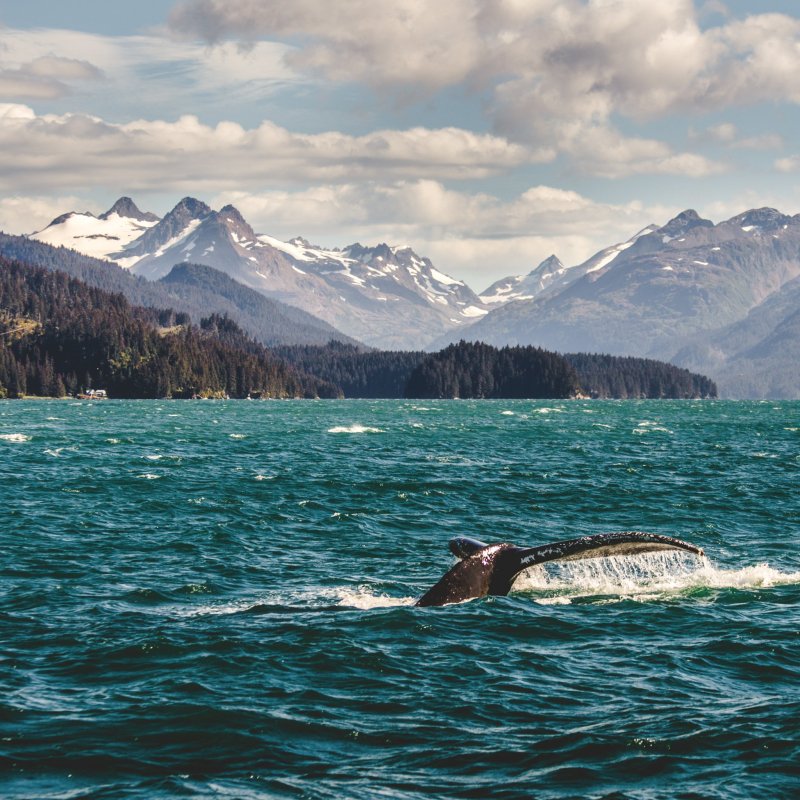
[
  {"x1": 727, "y1": 207, "x2": 792, "y2": 231},
  {"x1": 530, "y1": 254, "x2": 563, "y2": 274},
  {"x1": 45, "y1": 211, "x2": 94, "y2": 228},
  {"x1": 169, "y1": 197, "x2": 212, "y2": 220},
  {"x1": 659, "y1": 209, "x2": 714, "y2": 238},
  {"x1": 219, "y1": 204, "x2": 247, "y2": 225},
  {"x1": 100, "y1": 197, "x2": 159, "y2": 223},
  {"x1": 216, "y1": 204, "x2": 257, "y2": 241}
]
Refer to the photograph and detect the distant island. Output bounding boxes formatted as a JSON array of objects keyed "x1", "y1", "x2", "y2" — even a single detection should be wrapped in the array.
[{"x1": 0, "y1": 255, "x2": 715, "y2": 400}]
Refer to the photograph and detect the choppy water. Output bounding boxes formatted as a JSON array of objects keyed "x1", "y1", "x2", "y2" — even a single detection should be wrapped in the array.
[{"x1": 1, "y1": 399, "x2": 799, "y2": 799}]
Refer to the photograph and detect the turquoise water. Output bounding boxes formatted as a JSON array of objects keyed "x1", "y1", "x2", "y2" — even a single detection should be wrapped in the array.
[{"x1": 1, "y1": 399, "x2": 799, "y2": 799}]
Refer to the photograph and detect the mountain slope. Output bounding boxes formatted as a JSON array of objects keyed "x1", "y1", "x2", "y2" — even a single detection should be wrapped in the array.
[
  {"x1": 669, "y1": 274, "x2": 800, "y2": 398},
  {"x1": 158, "y1": 262, "x2": 361, "y2": 347},
  {"x1": 0, "y1": 232, "x2": 356, "y2": 348}
]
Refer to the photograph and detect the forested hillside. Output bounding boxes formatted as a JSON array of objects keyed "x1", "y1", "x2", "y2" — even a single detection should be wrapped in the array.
[
  {"x1": 405, "y1": 341, "x2": 578, "y2": 399},
  {"x1": 565, "y1": 353, "x2": 718, "y2": 399},
  {"x1": 273, "y1": 342, "x2": 423, "y2": 398},
  {"x1": 0, "y1": 257, "x2": 337, "y2": 399},
  {"x1": 0, "y1": 234, "x2": 356, "y2": 347}
]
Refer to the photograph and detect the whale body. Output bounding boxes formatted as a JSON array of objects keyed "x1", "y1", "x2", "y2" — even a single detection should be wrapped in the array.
[{"x1": 416, "y1": 532, "x2": 705, "y2": 607}]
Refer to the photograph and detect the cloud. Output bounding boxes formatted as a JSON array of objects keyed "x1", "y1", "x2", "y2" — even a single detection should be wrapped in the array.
[
  {"x1": 0, "y1": 55, "x2": 103, "y2": 100},
  {"x1": 731, "y1": 133, "x2": 783, "y2": 151},
  {"x1": 0, "y1": 26, "x2": 298, "y2": 115},
  {"x1": 168, "y1": 1, "x2": 800, "y2": 177},
  {"x1": 775, "y1": 156, "x2": 800, "y2": 173},
  {"x1": 697, "y1": 122, "x2": 739, "y2": 143},
  {"x1": 0, "y1": 103, "x2": 536, "y2": 194},
  {"x1": 169, "y1": 0, "x2": 482, "y2": 91},
  {"x1": 0, "y1": 194, "x2": 95, "y2": 235},
  {"x1": 690, "y1": 122, "x2": 784, "y2": 151}
]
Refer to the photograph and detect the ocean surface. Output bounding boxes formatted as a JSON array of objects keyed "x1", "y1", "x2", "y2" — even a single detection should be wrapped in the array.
[{"x1": 1, "y1": 399, "x2": 798, "y2": 800}]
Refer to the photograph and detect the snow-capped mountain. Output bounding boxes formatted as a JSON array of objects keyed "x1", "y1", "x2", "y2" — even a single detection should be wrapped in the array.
[
  {"x1": 31, "y1": 197, "x2": 487, "y2": 350},
  {"x1": 33, "y1": 197, "x2": 159, "y2": 262},
  {"x1": 480, "y1": 255, "x2": 567, "y2": 305},
  {"x1": 478, "y1": 226, "x2": 660, "y2": 308}
]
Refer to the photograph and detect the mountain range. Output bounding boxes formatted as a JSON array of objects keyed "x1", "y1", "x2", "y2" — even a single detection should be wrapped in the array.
[
  {"x1": 443, "y1": 207, "x2": 800, "y2": 398},
  {"x1": 32, "y1": 197, "x2": 486, "y2": 350},
  {"x1": 22, "y1": 196, "x2": 800, "y2": 398}
]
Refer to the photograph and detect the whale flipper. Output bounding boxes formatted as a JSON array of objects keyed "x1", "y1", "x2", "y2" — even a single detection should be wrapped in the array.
[{"x1": 417, "y1": 532, "x2": 704, "y2": 607}]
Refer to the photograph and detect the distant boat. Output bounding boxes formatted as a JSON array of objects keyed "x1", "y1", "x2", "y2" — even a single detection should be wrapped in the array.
[{"x1": 77, "y1": 389, "x2": 107, "y2": 399}]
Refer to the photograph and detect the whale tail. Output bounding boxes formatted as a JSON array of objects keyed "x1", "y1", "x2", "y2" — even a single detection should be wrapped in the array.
[{"x1": 417, "y1": 532, "x2": 704, "y2": 607}]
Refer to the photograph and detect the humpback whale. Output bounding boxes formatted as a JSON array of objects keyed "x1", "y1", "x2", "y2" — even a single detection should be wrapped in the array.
[{"x1": 416, "y1": 532, "x2": 705, "y2": 607}]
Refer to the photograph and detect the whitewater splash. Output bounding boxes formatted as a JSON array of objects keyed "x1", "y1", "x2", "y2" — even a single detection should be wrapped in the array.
[
  {"x1": 327, "y1": 424, "x2": 384, "y2": 434},
  {"x1": 169, "y1": 586, "x2": 415, "y2": 618},
  {"x1": 335, "y1": 587, "x2": 416, "y2": 609},
  {"x1": 0, "y1": 433, "x2": 30, "y2": 442},
  {"x1": 512, "y1": 550, "x2": 800, "y2": 604}
]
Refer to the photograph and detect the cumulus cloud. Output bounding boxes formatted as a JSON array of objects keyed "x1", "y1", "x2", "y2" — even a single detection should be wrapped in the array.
[
  {"x1": 168, "y1": 1, "x2": 800, "y2": 176},
  {"x1": 0, "y1": 103, "x2": 535, "y2": 193}
]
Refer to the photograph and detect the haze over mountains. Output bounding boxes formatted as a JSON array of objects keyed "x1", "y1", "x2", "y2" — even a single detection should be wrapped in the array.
[{"x1": 25, "y1": 196, "x2": 800, "y2": 398}]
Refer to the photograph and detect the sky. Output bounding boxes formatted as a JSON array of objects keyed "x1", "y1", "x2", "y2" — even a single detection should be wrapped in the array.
[{"x1": 1, "y1": 0, "x2": 799, "y2": 290}]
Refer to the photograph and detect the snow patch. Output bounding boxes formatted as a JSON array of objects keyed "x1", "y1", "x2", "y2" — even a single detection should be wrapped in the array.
[
  {"x1": 586, "y1": 239, "x2": 634, "y2": 274},
  {"x1": 461, "y1": 305, "x2": 488, "y2": 318}
]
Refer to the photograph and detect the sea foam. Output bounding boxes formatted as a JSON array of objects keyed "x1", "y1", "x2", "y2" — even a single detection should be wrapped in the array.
[
  {"x1": 0, "y1": 433, "x2": 30, "y2": 442},
  {"x1": 327, "y1": 424, "x2": 384, "y2": 434}
]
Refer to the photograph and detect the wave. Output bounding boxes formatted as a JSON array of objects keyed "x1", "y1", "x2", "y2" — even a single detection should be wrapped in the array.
[
  {"x1": 170, "y1": 586, "x2": 415, "y2": 617},
  {"x1": 633, "y1": 420, "x2": 672, "y2": 435},
  {"x1": 512, "y1": 551, "x2": 800, "y2": 604},
  {"x1": 327, "y1": 424, "x2": 384, "y2": 434},
  {"x1": 0, "y1": 433, "x2": 30, "y2": 442},
  {"x1": 335, "y1": 587, "x2": 416, "y2": 609}
]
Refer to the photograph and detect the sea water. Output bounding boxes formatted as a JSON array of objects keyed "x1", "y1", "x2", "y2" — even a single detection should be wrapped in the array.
[{"x1": 1, "y1": 399, "x2": 798, "y2": 799}]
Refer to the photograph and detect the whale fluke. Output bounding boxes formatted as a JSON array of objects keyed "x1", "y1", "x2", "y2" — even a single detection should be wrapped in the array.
[{"x1": 417, "y1": 532, "x2": 704, "y2": 607}]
